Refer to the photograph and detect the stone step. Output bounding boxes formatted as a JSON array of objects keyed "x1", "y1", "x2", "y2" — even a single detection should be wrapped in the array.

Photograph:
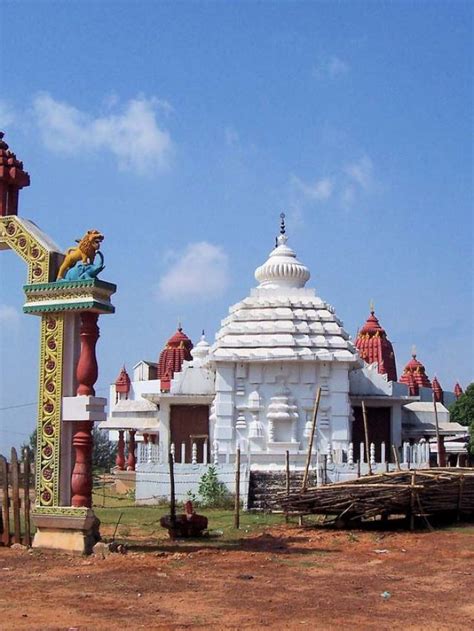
[{"x1": 248, "y1": 470, "x2": 317, "y2": 510}]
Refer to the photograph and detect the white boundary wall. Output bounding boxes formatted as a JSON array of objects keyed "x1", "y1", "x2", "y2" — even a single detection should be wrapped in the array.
[{"x1": 136, "y1": 462, "x2": 250, "y2": 508}]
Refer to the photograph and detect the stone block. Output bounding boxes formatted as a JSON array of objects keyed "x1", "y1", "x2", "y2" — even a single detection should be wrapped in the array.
[{"x1": 62, "y1": 396, "x2": 107, "y2": 422}]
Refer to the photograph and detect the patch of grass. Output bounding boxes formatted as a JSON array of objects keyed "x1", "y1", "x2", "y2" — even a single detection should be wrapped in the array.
[{"x1": 92, "y1": 488, "x2": 285, "y2": 544}]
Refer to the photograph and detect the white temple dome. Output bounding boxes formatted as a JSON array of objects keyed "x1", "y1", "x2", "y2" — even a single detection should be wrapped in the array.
[
  {"x1": 191, "y1": 331, "x2": 210, "y2": 364},
  {"x1": 254, "y1": 233, "x2": 310, "y2": 289}
]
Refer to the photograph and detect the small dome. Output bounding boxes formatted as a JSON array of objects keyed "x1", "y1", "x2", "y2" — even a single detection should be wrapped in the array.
[
  {"x1": 399, "y1": 350, "x2": 431, "y2": 396},
  {"x1": 191, "y1": 331, "x2": 210, "y2": 363},
  {"x1": 254, "y1": 214, "x2": 310, "y2": 289},
  {"x1": 254, "y1": 236, "x2": 310, "y2": 289}
]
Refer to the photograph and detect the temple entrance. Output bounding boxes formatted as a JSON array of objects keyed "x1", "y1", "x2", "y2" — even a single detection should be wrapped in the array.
[
  {"x1": 351, "y1": 406, "x2": 391, "y2": 461},
  {"x1": 170, "y1": 405, "x2": 209, "y2": 463}
]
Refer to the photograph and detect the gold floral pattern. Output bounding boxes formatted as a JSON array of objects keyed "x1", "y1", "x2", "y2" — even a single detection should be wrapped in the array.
[
  {"x1": 0, "y1": 216, "x2": 50, "y2": 283},
  {"x1": 36, "y1": 314, "x2": 64, "y2": 506}
]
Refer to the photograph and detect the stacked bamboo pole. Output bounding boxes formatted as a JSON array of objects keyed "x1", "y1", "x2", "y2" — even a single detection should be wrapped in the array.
[{"x1": 275, "y1": 468, "x2": 474, "y2": 524}]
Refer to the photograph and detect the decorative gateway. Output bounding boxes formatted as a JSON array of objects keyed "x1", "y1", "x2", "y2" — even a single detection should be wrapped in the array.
[{"x1": 0, "y1": 131, "x2": 116, "y2": 554}]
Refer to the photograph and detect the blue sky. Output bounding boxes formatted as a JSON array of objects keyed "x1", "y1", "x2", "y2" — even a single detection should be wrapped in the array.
[{"x1": 0, "y1": 1, "x2": 472, "y2": 453}]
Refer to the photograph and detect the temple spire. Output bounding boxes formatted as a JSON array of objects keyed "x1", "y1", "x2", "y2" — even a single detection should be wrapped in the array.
[
  {"x1": 399, "y1": 348, "x2": 431, "y2": 395},
  {"x1": 355, "y1": 305, "x2": 397, "y2": 381},
  {"x1": 0, "y1": 131, "x2": 30, "y2": 216},
  {"x1": 280, "y1": 212, "x2": 286, "y2": 235}
]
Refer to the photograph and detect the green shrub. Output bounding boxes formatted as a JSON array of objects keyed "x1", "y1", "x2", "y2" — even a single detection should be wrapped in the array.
[{"x1": 198, "y1": 466, "x2": 232, "y2": 508}]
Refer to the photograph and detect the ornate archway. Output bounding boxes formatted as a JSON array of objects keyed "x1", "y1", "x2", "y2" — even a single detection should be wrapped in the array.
[{"x1": 1, "y1": 133, "x2": 116, "y2": 553}]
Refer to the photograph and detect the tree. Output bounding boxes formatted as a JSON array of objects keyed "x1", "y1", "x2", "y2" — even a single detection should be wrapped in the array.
[
  {"x1": 92, "y1": 426, "x2": 117, "y2": 472},
  {"x1": 449, "y1": 383, "x2": 474, "y2": 455},
  {"x1": 23, "y1": 426, "x2": 117, "y2": 471}
]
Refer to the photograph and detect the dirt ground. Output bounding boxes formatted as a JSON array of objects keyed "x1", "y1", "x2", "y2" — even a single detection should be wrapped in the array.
[{"x1": 1, "y1": 523, "x2": 473, "y2": 631}]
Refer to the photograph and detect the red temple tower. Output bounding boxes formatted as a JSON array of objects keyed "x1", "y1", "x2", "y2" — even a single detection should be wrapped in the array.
[
  {"x1": 355, "y1": 306, "x2": 397, "y2": 382},
  {"x1": 158, "y1": 327, "x2": 193, "y2": 392},
  {"x1": 115, "y1": 365, "x2": 131, "y2": 401},
  {"x1": 399, "y1": 350, "x2": 431, "y2": 396},
  {"x1": 431, "y1": 376, "x2": 444, "y2": 404},
  {"x1": 0, "y1": 131, "x2": 30, "y2": 216},
  {"x1": 454, "y1": 382, "x2": 463, "y2": 399}
]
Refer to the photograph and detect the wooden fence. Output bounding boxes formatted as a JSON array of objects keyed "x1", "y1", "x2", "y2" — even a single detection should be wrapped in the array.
[{"x1": 0, "y1": 447, "x2": 34, "y2": 547}]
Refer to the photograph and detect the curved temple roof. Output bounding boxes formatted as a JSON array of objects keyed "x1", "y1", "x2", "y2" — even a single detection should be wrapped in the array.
[{"x1": 211, "y1": 220, "x2": 358, "y2": 363}]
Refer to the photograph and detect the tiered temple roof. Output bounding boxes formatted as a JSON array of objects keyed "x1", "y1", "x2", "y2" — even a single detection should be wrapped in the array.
[
  {"x1": 115, "y1": 366, "x2": 131, "y2": 396},
  {"x1": 355, "y1": 307, "x2": 397, "y2": 381},
  {"x1": 158, "y1": 327, "x2": 193, "y2": 391},
  {"x1": 211, "y1": 216, "x2": 358, "y2": 363},
  {"x1": 399, "y1": 351, "x2": 431, "y2": 396},
  {"x1": 0, "y1": 131, "x2": 30, "y2": 216}
]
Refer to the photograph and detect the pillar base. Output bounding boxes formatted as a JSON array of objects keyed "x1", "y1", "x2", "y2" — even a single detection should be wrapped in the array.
[{"x1": 32, "y1": 508, "x2": 100, "y2": 555}]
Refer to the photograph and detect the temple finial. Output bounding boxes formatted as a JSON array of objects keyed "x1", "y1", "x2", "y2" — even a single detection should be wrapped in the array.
[
  {"x1": 369, "y1": 298, "x2": 375, "y2": 314},
  {"x1": 411, "y1": 344, "x2": 417, "y2": 358},
  {"x1": 280, "y1": 212, "x2": 286, "y2": 235},
  {"x1": 178, "y1": 318, "x2": 182, "y2": 331}
]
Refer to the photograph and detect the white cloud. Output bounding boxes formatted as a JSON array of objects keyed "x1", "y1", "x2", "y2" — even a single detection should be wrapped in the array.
[
  {"x1": 32, "y1": 93, "x2": 173, "y2": 175},
  {"x1": 0, "y1": 305, "x2": 20, "y2": 328},
  {"x1": 291, "y1": 154, "x2": 376, "y2": 213},
  {"x1": 292, "y1": 175, "x2": 334, "y2": 201},
  {"x1": 0, "y1": 100, "x2": 16, "y2": 127},
  {"x1": 158, "y1": 242, "x2": 230, "y2": 302},
  {"x1": 313, "y1": 56, "x2": 349, "y2": 80},
  {"x1": 344, "y1": 155, "x2": 373, "y2": 191}
]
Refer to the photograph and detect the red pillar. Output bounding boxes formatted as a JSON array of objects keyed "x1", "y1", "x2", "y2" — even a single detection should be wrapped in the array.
[
  {"x1": 116, "y1": 430, "x2": 126, "y2": 470},
  {"x1": 71, "y1": 313, "x2": 100, "y2": 507},
  {"x1": 127, "y1": 430, "x2": 136, "y2": 471},
  {"x1": 76, "y1": 313, "x2": 99, "y2": 396}
]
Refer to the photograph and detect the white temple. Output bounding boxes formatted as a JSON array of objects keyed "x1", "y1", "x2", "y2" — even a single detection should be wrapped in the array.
[
  {"x1": 209, "y1": 218, "x2": 359, "y2": 466},
  {"x1": 100, "y1": 217, "x2": 468, "y2": 500}
]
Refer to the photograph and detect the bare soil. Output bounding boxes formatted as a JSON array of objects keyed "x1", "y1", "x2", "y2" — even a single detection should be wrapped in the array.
[{"x1": 1, "y1": 524, "x2": 473, "y2": 630}]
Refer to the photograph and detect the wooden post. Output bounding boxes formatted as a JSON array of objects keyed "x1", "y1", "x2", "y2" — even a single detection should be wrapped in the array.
[
  {"x1": 323, "y1": 454, "x2": 328, "y2": 486},
  {"x1": 361, "y1": 401, "x2": 372, "y2": 475},
  {"x1": 285, "y1": 450, "x2": 290, "y2": 523},
  {"x1": 234, "y1": 448, "x2": 241, "y2": 529},
  {"x1": 0, "y1": 455, "x2": 10, "y2": 546},
  {"x1": 169, "y1": 450, "x2": 176, "y2": 529},
  {"x1": 392, "y1": 444, "x2": 401, "y2": 471},
  {"x1": 432, "y1": 393, "x2": 445, "y2": 467},
  {"x1": 23, "y1": 447, "x2": 31, "y2": 547},
  {"x1": 302, "y1": 387, "x2": 322, "y2": 491},
  {"x1": 457, "y1": 475, "x2": 464, "y2": 521},
  {"x1": 11, "y1": 448, "x2": 21, "y2": 544},
  {"x1": 410, "y1": 469, "x2": 417, "y2": 531},
  {"x1": 356, "y1": 458, "x2": 361, "y2": 479}
]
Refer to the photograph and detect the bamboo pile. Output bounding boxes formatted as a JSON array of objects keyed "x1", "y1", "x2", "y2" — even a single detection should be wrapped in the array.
[{"x1": 275, "y1": 468, "x2": 474, "y2": 524}]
